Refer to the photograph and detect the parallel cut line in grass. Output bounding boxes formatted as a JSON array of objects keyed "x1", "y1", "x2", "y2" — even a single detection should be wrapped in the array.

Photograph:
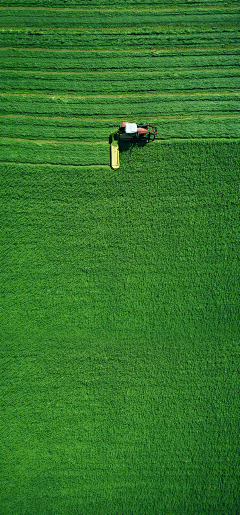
[
  {"x1": 0, "y1": 5, "x2": 239, "y2": 11},
  {"x1": 0, "y1": 137, "x2": 108, "y2": 145},
  {"x1": 155, "y1": 136, "x2": 240, "y2": 141},
  {"x1": 2, "y1": 26, "x2": 239, "y2": 31},
  {"x1": 1, "y1": 138, "x2": 239, "y2": 157},
  {"x1": 0, "y1": 160, "x2": 109, "y2": 167},
  {"x1": 2, "y1": 136, "x2": 240, "y2": 145},
  {"x1": 1, "y1": 67, "x2": 239, "y2": 76},
  {"x1": 1, "y1": 113, "x2": 239, "y2": 122},
  {"x1": 1, "y1": 90, "x2": 240, "y2": 99},
  {"x1": 1, "y1": 45, "x2": 239, "y2": 53}
]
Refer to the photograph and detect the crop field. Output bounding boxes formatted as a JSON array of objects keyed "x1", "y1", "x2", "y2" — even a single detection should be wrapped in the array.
[{"x1": 1, "y1": 2, "x2": 239, "y2": 515}]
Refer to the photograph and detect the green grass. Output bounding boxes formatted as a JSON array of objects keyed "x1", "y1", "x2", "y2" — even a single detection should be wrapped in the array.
[
  {"x1": 1, "y1": 2, "x2": 240, "y2": 513},
  {"x1": 1, "y1": 141, "x2": 239, "y2": 515}
]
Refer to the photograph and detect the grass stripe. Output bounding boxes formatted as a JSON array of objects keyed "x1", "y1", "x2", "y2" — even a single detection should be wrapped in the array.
[
  {"x1": 2, "y1": 113, "x2": 239, "y2": 121},
  {"x1": 1, "y1": 90, "x2": 240, "y2": 96},
  {"x1": 1, "y1": 68, "x2": 239, "y2": 75},
  {"x1": 0, "y1": 137, "x2": 108, "y2": 145},
  {"x1": 0, "y1": 161, "x2": 109, "y2": 167},
  {"x1": 1, "y1": 45, "x2": 240, "y2": 53},
  {"x1": 0, "y1": 5, "x2": 239, "y2": 10}
]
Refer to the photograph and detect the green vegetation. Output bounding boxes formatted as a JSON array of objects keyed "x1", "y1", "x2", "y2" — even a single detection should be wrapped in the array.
[
  {"x1": 1, "y1": 2, "x2": 239, "y2": 514},
  {"x1": 1, "y1": 141, "x2": 239, "y2": 515}
]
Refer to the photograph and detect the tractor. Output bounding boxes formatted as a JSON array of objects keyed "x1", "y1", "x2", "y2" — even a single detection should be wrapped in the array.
[{"x1": 110, "y1": 122, "x2": 158, "y2": 169}]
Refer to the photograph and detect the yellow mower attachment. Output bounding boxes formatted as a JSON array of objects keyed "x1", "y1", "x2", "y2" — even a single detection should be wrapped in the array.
[{"x1": 110, "y1": 139, "x2": 120, "y2": 170}]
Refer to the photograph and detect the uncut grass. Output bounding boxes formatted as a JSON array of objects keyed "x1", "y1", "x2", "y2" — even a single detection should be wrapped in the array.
[{"x1": 1, "y1": 141, "x2": 239, "y2": 514}]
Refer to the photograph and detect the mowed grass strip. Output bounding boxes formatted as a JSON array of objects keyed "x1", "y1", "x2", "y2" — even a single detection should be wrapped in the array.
[
  {"x1": 1, "y1": 115, "x2": 240, "y2": 141},
  {"x1": 0, "y1": 139, "x2": 108, "y2": 165},
  {"x1": 1, "y1": 69, "x2": 239, "y2": 95},
  {"x1": 1, "y1": 92, "x2": 239, "y2": 117},
  {"x1": 0, "y1": 28, "x2": 239, "y2": 50},
  {"x1": 1, "y1": 141, "x2": 239, "y2": 514},
  {"x1": 2, "y1": 0, "x2": 240, "y2": 7},
  {"x1": 1, "y1": 9, "x2": 239, "y2": 29},
  {"x1": 1, "y1": 48, "x2": 240, "y2": 71}
]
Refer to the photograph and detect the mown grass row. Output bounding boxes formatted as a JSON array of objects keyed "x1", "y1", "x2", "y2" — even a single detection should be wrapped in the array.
[
  {"x1": 1, "y1": 92, "x2": 238, "y2": 116},
  {"x1": 1, "y1": 116, "x2": 240, "y2": 142},
  {"x1": 2, "y1": 131, "x2": 240, "y2": 168},
  {"x1": 1, "y1": 69, "x2": 239, "y2": 95},
  {"x1": 1, "y1": 9, "x2": 239, "y2": 28},
  {"x1": 2, "y1": 0, "x2": 239, "y2": 6},
  {"x1": 1, "y1": 28, "x2": 239, "y2": 50},
  {"x1": 0, "y1": 139, "x2": 109, "y2": 166},
  {"x1": 1, "y1": 48, "x2": 240, "y2": 71}
]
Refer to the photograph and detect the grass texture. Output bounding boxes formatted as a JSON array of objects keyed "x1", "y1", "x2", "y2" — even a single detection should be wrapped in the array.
[
  {"x1": 0, "y1": 1, "x2": 239, "y2": 514},
  {"x1": 1, "y1": 141, "x2": 239, "y2": 515}
]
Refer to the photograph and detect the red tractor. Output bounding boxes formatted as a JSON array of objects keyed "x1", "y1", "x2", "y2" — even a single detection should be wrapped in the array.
[
  {"x1": 110, "y1": 122, "x2": 158, "y2": 169},
  {"x1": 119, "y1": 122, "x2": 158, "y2": 141}
]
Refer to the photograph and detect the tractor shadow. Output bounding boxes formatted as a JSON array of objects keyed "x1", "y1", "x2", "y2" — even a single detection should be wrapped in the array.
[
  {"x1": 119, "y1": 139, "x2": 149, "y2": 153},
  {"x1": 108, "y1": 133, "x2": 149, "y2": 153}
]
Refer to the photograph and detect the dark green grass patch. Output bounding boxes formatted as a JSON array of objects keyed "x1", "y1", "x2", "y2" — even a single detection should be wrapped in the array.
[{"x1": 1, "y1": 141, "x2": 239, "y2": 515}]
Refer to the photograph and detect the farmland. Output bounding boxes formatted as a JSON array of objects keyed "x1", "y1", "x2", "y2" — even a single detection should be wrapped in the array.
[{"x1": 1, "y1": 2, "x2": 239, "y2": 515}]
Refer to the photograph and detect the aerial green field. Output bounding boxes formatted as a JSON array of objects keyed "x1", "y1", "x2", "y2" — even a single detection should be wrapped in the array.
[{"x1": 1, "y1": 2, "x2": 239, "y2": 514}]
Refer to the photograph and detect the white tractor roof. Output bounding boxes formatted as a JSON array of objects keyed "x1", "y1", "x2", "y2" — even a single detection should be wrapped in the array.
[{"x1": 125, "y1": 122, "x2": 138, "y2": 134}]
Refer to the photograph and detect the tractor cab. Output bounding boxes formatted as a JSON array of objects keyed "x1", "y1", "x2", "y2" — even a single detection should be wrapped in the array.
[
  {"x1": 119, "y1": 122, "x2": 158, "y2": 141},
  {"x1": 110, "y1": 121, "x2": 158, "y2": 169}
]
